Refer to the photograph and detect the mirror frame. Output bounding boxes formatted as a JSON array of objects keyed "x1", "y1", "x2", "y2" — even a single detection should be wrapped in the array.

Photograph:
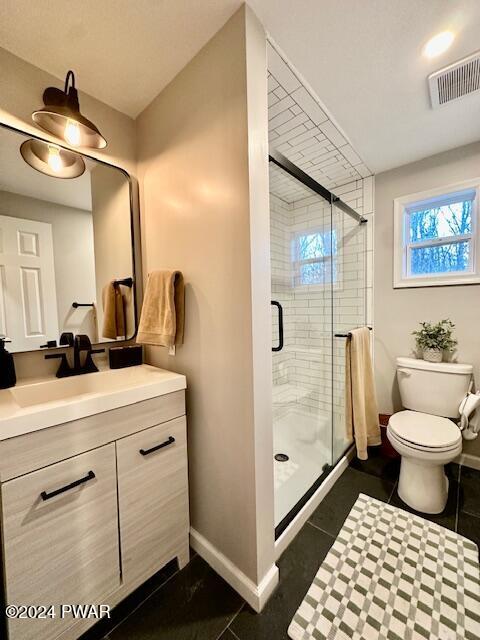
[{"x1": 0, "y1": 120, "x2": 140, "y2": 354}]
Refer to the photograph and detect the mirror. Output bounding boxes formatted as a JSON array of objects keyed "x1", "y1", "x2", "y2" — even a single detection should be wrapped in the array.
[{"x1": 0, "y1": 124, "x2": 136, "y2": 353}]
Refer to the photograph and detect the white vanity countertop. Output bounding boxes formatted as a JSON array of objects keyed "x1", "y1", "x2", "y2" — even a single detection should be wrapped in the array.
[{"x1": 0, "y1": 364, "x2": 186, "y2": 441}]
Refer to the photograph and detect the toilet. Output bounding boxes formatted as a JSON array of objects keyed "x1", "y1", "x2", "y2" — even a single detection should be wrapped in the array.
[{"x1": 387, "y1": 357, "x2": 473, "y2": 514}]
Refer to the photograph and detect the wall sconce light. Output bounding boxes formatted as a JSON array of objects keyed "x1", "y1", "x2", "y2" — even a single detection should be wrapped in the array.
[
  {"x1": 20, "y1": 139, "x2": 85, "y2": 178},
  {"x1": 32, "y1": 70, "x2": 107, "y2": 149}
]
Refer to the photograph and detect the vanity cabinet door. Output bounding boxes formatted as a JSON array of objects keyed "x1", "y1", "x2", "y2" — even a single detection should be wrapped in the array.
[
  {"x1": 117, "y1": 416, "x2": 189, "y2": 585},
  {"x1": 1, "y1": 443, "x2": 120, "y2": 640}
]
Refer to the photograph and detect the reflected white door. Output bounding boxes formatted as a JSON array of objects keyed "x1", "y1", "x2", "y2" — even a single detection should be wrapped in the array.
[{"x1": 0, "y1": 215, "x2": 58, "y2": 352}]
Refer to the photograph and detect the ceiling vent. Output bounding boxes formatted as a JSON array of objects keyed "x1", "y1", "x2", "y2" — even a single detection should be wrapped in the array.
[{"x1": 428, "y1": 51, "x2": 480, "y2": 108}]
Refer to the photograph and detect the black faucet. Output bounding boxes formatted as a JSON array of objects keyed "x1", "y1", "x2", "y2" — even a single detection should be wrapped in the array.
[{"x1": 45, "y1": 334, "x2": 105, "y2": 378}]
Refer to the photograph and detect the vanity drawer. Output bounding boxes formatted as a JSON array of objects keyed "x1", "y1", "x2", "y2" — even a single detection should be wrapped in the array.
[
  {"x1": 117, "y1": 417, "x2": 189, "y2": 585},
  {"x1": 1, "y1": 443, "x2": 120, "y2": 640}
]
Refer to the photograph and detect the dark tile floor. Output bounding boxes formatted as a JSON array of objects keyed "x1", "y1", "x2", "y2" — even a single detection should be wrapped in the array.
[{"x1": 81, "y1": 453, "x2": 480, "y2": 640}]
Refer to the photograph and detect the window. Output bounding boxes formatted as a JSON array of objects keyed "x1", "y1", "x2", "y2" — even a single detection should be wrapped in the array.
[
  {"x1": 393, "y1": 180, "x2": 480, "y2": 288},
  {"x1": 292, "y1": 228, "x2": 337, "y2": 286}
]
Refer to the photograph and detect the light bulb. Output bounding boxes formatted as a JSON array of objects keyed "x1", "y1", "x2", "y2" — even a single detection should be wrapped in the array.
[
  {"x1": 423, "y1": 31, "x2": 455, "y2": 58},
  {"x1": 47, "y1": 145, "x2": 62, "y2": 172},
  {"x1": 64, "y1": 119, "x2": 80, "y2": 145}
]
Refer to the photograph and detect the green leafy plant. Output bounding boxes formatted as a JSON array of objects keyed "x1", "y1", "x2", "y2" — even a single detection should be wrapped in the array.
[{"x1": 412, "y1": 319, "x2": 457, "y2": 352}]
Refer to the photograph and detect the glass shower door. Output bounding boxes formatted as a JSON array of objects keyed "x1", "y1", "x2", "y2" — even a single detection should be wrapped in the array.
[
  {"x1": 269, "y1": 161, "x2": 334, "y2": 529},
  {"x1": 331, "y1": 201, "x2": 368, "y2": 461}
]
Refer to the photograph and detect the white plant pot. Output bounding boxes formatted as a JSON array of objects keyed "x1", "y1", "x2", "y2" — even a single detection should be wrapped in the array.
[{"x1": 423, "y1": 348, "x2": 443, "y2": 363}]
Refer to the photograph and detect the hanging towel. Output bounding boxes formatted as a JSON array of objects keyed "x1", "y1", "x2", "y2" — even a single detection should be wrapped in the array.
[
  {"x1": 137, "y1": 270, "x2": 185, "y2": 347},
  {"x1": 345, "y1": 327, "x2": 381, "y2": 460},
  {"x1": 102, "y1": 281, "x2": 126, "y2": 340}
]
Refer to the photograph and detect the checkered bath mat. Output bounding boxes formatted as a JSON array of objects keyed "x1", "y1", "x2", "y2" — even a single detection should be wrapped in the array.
[{"x1": 289, "y1": 494, "x2": 480, "y2": 640}]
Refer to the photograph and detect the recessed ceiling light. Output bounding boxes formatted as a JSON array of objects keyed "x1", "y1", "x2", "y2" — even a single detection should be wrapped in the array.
[{"x1": 424, "y1": 31, "x2": 455, "y2": 59}]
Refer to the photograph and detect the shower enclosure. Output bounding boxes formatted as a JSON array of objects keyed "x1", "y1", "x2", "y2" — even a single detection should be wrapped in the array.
[{"x1": 269, "y1": 152, "x2": 368, "y2": 534}]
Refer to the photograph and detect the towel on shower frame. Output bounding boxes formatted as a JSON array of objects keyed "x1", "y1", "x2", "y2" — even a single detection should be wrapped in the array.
[{"x1": 345, "y1": 327, "x2": 381, "y2": 460}]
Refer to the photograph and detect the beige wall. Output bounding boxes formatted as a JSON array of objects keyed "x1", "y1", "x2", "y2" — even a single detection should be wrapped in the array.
[
  {"x1": 374, "y1": 141, "x2": 480, "y2": 458},
  {"x1": 136, "y1": 5, "x2": 275, "y2": 588},
  {"x1": 0, "y1": 46, "x2": 138, "y2": 377}
]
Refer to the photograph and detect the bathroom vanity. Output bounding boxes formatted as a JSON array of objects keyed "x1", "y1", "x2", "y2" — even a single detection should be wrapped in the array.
[
  {"x1": 0, "y1": 365, "x2": 189, "y2": 640},
  {"x1": 0, "y1": 111, "x2": 191, "y2": 640}
]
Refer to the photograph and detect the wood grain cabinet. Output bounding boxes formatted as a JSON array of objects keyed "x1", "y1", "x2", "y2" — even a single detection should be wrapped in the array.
[
  {"x1": 0, "y1": 390, "x2": 189, "y2": 640},
  {"x1": 117, "y1": 416, "x2": 189, "y2": 585},
  {"x1": 2, "y1": 444, "x2": 120, "y2": 640}
]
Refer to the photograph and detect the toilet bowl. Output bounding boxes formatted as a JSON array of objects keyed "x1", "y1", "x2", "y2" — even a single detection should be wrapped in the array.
[
  {"x1": 387, "y1": 411, "x2": 462, "y2": 513},
  {"x1": 388, "y1": 357, "x2": 473, "y2": 514}
]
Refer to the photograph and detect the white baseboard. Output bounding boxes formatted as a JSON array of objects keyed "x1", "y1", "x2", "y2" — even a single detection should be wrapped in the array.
[
  {"x1": 190, "y1": 527, "x2": 279, "y2": 612},
  {"x1": 456, "y1": 452, "x2": 480, "y2": 471},
  {"x1": 274, "y1": 446, "x2": 354, "y2": 560}
]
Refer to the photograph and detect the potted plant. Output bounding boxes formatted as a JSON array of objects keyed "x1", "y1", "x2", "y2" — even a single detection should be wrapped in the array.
[{"x1": 412, "y1": 319, "x2": 457, "y2": 363}]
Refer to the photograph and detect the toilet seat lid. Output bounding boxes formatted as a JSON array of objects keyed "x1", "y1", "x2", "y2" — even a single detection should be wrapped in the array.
[{"x1": 389, "y1": 410, "x2": 461, "y2": 449}]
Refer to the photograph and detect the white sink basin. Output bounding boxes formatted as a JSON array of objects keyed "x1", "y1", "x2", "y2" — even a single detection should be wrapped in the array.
[{"x1": 0, "y1": 365, "x2": 186, "y2": 440}]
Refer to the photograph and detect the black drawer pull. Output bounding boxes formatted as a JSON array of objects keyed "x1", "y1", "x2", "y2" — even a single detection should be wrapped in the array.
[
  {"x1": 140, "y1": 436, "x2": 175, "y2": 456},
  {"x1": 40, "y1": 470, "x2": 96, "y2": 501}
]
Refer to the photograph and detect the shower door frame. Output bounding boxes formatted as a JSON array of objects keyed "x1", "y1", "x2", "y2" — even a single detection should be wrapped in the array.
[
  {"x1": 269, "y1": 150, "x2": 367, "y2": 224},
  {"x1": 269, "y1": 151, "x2": 368, "y2": 539}
]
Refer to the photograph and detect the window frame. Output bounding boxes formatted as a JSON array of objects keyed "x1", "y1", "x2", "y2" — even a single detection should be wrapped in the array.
[
  {"x1": 291, "y1": 224, "x2": 341, "y2": 290},
  {"x1": 393, "y1": 179, "x2": 480, "y2": 288}
]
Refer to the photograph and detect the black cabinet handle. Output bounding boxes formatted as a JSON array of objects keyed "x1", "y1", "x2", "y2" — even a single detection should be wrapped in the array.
[
  {"x1": 140, "y1": 436, "x2": 175, "y2": 456},
  {"x1": 41, "y1": 470, "x2": 95, "y2": 501},
  {"x1": 271, "y1": 300, "x2": 284, "y2": 352}
]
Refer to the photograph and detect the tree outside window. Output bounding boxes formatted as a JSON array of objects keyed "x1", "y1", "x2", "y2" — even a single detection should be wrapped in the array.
[
  {"x1": 408, "y1": 198, "x2": 472, "y2": 276},
  {"x1": 293, "y1": 229, "x2": 337, "y2": 286},
  {"x1": 394, "y1": 181, "x2": 480, "y2": 288}
]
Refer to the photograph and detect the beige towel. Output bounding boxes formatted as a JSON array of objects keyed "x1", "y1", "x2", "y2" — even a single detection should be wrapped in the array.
[
  {"x1": 102, "y1": 281, "x2": 126, "y2": 340},
  {"x1": 345, "y1": 327, "x2": 381, "y2": 460},
  {"x1": 137, "y1": 270, "x2": 184, "y2": 347}
]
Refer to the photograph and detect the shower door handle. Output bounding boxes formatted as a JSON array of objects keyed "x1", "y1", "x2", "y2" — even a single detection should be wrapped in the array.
[{"x1": 271, "y1": 300, "x2": 284, "y2": 352}]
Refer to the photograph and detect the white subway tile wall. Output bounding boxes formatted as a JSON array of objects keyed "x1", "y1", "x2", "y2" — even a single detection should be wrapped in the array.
[
  {"x1": 268, "y1": 39, "x2": 374, "y2": 464},
  {"x1": 270, "y1": 174, "x2": 373, "y2": 462},
  {"x1": 267, "y1": 41, "x2": 372, "y2": 192}
]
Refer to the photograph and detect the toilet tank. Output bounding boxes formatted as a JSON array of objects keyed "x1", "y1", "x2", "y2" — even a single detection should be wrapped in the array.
[{"x1": 396, "y1": 357, "x2": 473, "y2": 418}]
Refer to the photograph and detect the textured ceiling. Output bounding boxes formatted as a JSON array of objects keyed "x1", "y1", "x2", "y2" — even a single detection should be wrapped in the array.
[
  {"x1": 250, "y1": 0, "x2": 480, "y2": 173},
  {"x1": 1, "y1": 1, "x2": 480, "y2": 172},
  {"x1": 0, "y1": 0, "x2": 242, "y2": 118}
]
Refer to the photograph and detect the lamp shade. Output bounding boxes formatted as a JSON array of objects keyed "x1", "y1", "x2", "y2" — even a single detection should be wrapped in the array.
[
  {"x1": 31, "y1": 70, "x2": 107, "y2": 149},
  {"x1": 20, "y1": 139, "x2": 85, "y2": 179}
]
